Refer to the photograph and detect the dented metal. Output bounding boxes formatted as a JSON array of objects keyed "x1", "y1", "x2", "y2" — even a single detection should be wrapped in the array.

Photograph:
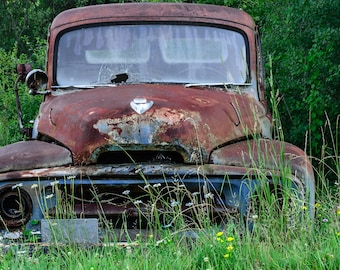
[{"x1": 0, "y1": 3, "x2": 314, "y2": 236}]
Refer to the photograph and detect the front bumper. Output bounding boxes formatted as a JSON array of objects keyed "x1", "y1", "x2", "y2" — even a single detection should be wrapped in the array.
[{"x1": 0, "y1": 163, "x2": 310, "y2": 233}]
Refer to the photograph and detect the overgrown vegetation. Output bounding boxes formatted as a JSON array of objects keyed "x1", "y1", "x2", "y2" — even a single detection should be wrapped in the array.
[{"x1": 0, "y1": 148, "x2": 339, "y2": 269}]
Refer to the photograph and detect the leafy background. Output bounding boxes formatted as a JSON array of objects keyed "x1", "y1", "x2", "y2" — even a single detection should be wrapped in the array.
[{"x1": 0, "y1": 0, "x2": 339, "y2": 180}]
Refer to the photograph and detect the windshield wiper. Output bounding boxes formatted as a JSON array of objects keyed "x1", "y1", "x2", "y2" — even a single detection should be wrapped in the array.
[
  {"x1": 111, "y1": 73, "x2": 128, "y2": 83},
  {"x1": 51, "y1": 84, "x2": 119, "y2": 89},
  {"x1": 51, "y1": 85, "x2": 96, "y2": 89},
  {"x1": 184, "y1": 82, "x2": 251, "y2": 88}
]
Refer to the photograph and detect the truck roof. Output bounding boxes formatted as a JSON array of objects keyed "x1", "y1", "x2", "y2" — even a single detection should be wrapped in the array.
[{"x1": 50, "y1": 2, "x2": 255, "y2": 32}]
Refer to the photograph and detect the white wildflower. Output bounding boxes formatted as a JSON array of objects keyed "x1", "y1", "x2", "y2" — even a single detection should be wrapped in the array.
[
  {"x1": 204, "y1": 193, "x2": 214, "y2": 199},
  {"x1": 192, "y1": 192, "x2": 200, "y2": 196},
  {"x1": 12, "y1": 183, "x2": 23, "y2": 190},
  {"x1": 144, "y1": 184, "x2": 151, "y2": 189},
  {"x1": 153, "y1": 183, "x2": 161, "y2": 188},
  {"x1": 135, "y1": 167, "x2": 142, "y2": 174},
  {"x1": 31, "y1": 184, "x2": 38, "y2": 189},
  {"x1": 50, "y1": 180, "x2": 59, "y2": 186},
  {"x1": 134, "y1": 200, "x2": 143, "y2": 205},
  {"x1": 122, "y1": 190, "x2": 130, "y2": 195},
  {"x1": 170, "y1": 200, "x2": 179, "y2": 207},
  {"x1": 45, "y1": 194, "x2": 54, "y2": 199},
  {"x1": 185, "y1": 202, "x2": 194, "y2": 207}
]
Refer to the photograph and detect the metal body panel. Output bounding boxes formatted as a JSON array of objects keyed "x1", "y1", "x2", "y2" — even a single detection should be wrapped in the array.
[
  {"x1": 37, "y1": 85, "x2": 268, "y2": 164},
  {"x1": 0, "y1": 141, "x2": 72, "y2": 173}
]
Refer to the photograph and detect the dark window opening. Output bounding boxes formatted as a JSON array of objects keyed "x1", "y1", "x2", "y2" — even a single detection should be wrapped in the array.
[{"x1": 97, "y1": 151, "x2": 184, "y2": 164}]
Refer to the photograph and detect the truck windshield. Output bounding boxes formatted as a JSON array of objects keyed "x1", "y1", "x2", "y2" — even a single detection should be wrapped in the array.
[{"x1": 56, "y1": 24, "x2": 248, "y2": 86}]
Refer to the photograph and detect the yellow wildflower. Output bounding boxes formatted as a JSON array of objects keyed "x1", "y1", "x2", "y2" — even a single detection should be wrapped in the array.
[
  {"x1": 216, "y1": 231, "x2": 224, "y2": 237},
  {"x1": 337, "y1": 209, "x2": 340, "y2": 215},
  {"x1": 223, "y1": 253, "x2": 230, "y2": 259},
  {"x1": 227, "y1": 245, "x2": 234, "y2": 252},
  {"x1": 227, "y1": 236, "x2": 235, "y2": 242},
  {"x1": 315, "y1": 203, "x2": 321, "y2": 209},
  {"x1": 302, "y1": 205, "x2": 307, "y2": 211},
  {"x1": 216, "y1": 237, "x2": 224, "y2": 243}
]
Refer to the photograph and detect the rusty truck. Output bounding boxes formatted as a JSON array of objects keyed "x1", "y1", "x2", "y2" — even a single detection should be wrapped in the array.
[{"x1": 0, "y1": 3, "x2": 315, "y2": 241}]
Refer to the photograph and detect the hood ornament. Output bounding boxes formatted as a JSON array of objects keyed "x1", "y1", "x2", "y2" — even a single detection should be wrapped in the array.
[{"x1": 130, "y1": 97, "x2": 154, "y2": 114}]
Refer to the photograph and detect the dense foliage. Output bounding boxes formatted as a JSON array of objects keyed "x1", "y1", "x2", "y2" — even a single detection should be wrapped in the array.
[{"x1": 0, "y1": 0, "x2": 339, "y2": 176}]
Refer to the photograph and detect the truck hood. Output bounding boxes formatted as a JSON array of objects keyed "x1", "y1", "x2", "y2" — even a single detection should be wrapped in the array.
[{"x1": 38, "y1": 84, "x2": 269, "y2": 164}]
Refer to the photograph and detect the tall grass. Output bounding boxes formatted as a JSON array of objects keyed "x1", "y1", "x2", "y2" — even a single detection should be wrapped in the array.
[
  {"x1": 1, "y1": 182, "x2": 339, "y2": 270},
  {"x1": 1, "y1": 62, "x2": 339, "y2": 270}
]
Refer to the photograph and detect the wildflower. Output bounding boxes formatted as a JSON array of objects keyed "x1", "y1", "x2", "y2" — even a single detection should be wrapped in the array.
[
  {"x1": 223, "y1": 253, "x2": 230, "y2": 259},
  {"x1": 31, "y1": 184, "x2": 38, "y2": 189},
  {"x1": 336, "y1": 232, "x2": 340, "y2": 237},
  {"x1": 227, "y1": 236, "x2": 235, "y2": 242},
  {"x1": 170, "y1": 200, "x2": 179, "y2": 207},
  {"x1": 216, "y1": 231, "x2": 224, "y2": 237},
  {"x1": 185, "y1": 202, "x2": 194, "y2": 207},
  {"x1": 144, "y1": 184, "x2": 151, "y2": 189},
  {"x1": 125, "y1": 246, "x2": 132, "y2": 256},
  {"x1": 216, "y1": 237, "x2": 224, "y2": 243},
  {"x1": 315, "y1": 203, "x2": 321, "y2": 209},
  {"x1": 192, "y1": 192, "x2": 200, "y2": 196},
  {"x1": 203, "y1": 257, "x2": 209, "y2": 262},
  {"x1": 204, "y1": 193, "x2": 214, "y2": 199},
  {"x1": 67, "y1": 175, "x2": 76, "y2": 180},
  {"x1": 134, "y1": 200, "x2": 143, "y2": 205},
  {"x1": 252, "y1": 214, "x2": 259, "y2": 219},
  {"x1": 337, "y1": 209, "x2": 340, "y2": 215},
  {"x1": 153, "y1": 183, "x2": 161, "y2": 188},
  {"x1": 50, "y1": 180, "x2": 59, "y2": 186},
  {"x1": 122, "y1": 190, "x2": 130, "y2": 195},
  {"x1": 227, "y1": 245, "x2": 234, "y2": 252},
  {"x1": 45, "y1": 194, "x2": 54, "y2": 199},
  {"x1": 302, "y1": 205, "x2": 308, "y2": 211},
  {"x1": 135, "y1": 167, "x2": 142, "y2": 174},
  {"x1": 322, "y1": 218, "x2": 329, "y2": 223},
  {"x1": 12, "y1": 183, "x2": 23, "y2": 190}
]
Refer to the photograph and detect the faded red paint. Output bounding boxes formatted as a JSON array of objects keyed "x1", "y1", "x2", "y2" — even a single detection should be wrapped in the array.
[{"x1": 38, "y1": 85, "x2": 268, "y2": 164}]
